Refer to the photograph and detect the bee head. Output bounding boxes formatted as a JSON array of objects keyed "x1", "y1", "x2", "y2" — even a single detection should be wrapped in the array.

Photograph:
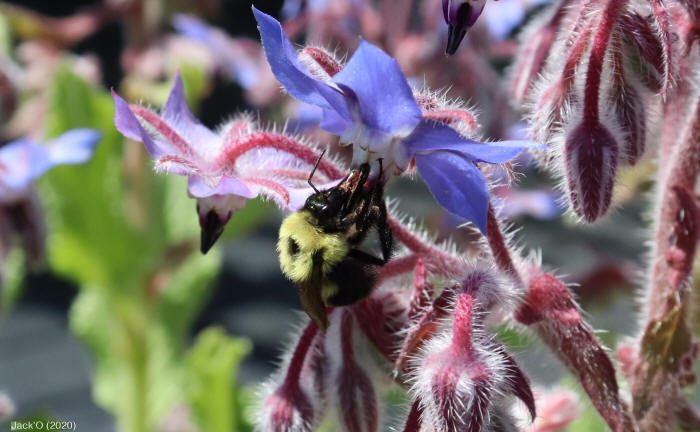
[
  {"x1": 277, "y1": 211, "x2": 348, "y2": 283},
  {"x1": 304, "y1": 188, "x2": 344, "y2": 219}
]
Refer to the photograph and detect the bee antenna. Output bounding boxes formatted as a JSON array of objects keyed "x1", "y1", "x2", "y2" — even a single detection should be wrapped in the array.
[{"x1": 308, "y1": 149, "x2": 326, "y2": 193}]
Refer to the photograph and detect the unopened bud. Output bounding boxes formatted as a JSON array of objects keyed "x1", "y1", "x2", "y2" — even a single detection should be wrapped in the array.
[
  {"x1": 443, "y1": 0, "x2": 487, "y2": 55},
  {"x1": 412, "y1": 292, "x2": 534, "y2": 431},
  {"x1": 329, "y1": 311, "x2": 379, "y2": 432},
  {"x1": 563, "y1": 121, "x2": 618, "y2": 222},
  {"x1": 608, "y1": 83, "x2": 646, "y2": 165}
]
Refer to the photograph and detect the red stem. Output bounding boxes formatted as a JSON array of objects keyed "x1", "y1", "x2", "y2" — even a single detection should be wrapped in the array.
[
  {"x1": 486, "y1": 204, "x2": 524, "y2": 288},
  {"x1": 387, "y1": 216, "x2": 463, "y2": 275},
  {"x1": 646, "y1": 86, "x2": 700, "y2": 318},
  {"x1": 582, "y1": 0, "x2": 626, "y2": 125}
]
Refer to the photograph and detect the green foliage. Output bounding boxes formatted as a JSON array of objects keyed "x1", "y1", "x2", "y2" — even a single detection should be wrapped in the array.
[
  {"x1": 39, "y1": 65, "x2": 258, "y2": 432},
  {"x1": 185, "y1": 328, "x2": 253, "y2": 432},
  {"x1": 0, "y1": 13, "x2": 10, "y2": 56},
  {"x1": 1, "y1": 247, "x2": 24, "y2": 311}
]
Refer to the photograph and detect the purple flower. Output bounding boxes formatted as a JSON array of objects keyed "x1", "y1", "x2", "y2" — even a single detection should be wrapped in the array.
[
  {"x1": 254, "y1": 7, "x2": 536, "y2": 232},
  {"x1": 482, "y1": 0, "x2": 550, "y2": 40},
  {"x1": 172, "y1": 14, "x2": 262, "y2": 89},
  {"x1": 112, "y1": 73, "x2": 342, "y2": 252},
  {"x1": 443, "y1": 0, "x2": 487, "y2": 54},
  {"x1": 0, "y1": 129, "x2": 100, "y2": 204}
]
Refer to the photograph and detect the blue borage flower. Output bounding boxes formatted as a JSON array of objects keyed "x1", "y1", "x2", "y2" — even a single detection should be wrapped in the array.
[
  {"x1": 253, "y1": 7, "x2": 538, "y2": 233},
  {"x1": 0, "y1": 129, "x2": 100, "y2": 203}
]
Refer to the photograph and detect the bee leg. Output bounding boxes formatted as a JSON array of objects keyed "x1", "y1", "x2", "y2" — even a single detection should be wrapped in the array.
[
  {"x1": 375, "y1": 198, "x2": 393, "y2": 264},
  {"x1": 342, "y1": 163, "x2": 371, "y2": 213}
]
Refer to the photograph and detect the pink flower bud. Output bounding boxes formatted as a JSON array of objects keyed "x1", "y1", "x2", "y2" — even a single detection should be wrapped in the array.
[
  {"x1": 563, "y1": 121, "x2": 619, "y2": 222},
  {"x1": 531, "y1": 389, "x2": 581, "y2": 432},
  {"x1": 415, "y1": 90, "x2": 479, "y2": 138},
  {"x1": 515, "y1": 270, "x2": 634, "y2": 431},
  {"x1": 510, "y1": 3, "x2": 567, "y2": 104},
  {"x1": 258, "y1": 324, "x2": 320, "y2": 432},
  {"x1": 528, "y1": 78, "x2": 576, "y2": 147},
  {"x1": 412, "y1": 292, "x2": 534, "y2": 432},
  {"x1": 327, "y1": 311, "x2": 380, "y2": 432},
  {"x1": 608, "y1": 82, "x2": 646, "y2": 165},
  {"x1": 616, "y1": 13, "x2": 665, "y2": 93},
  {"x1": 300, "y1": 46, "x2": 343, "y2": 77},
  {"x1": 261, "y1": 384, "x2": 315, "y2": 432}
]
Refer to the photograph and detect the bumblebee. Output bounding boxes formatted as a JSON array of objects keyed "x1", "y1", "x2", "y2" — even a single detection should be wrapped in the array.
[{"x1": 278, "y1": 156, "x2": 393, "y2": 330}]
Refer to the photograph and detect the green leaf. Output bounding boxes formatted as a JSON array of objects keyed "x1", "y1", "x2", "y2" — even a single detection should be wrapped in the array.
[
  {"x1": 41, "y1": 65, "x2": 172, "y2": 291},
  {"x1": 157, "y1": 248, "x2": 221, "y2": 344},
  {"x1": 2, "y1": 247, "x2": 25, "y2": 312},
  {"x1": 0, "y1": 12, "x2": 11, "y2": 56},
  {"x1": 641, "y1": 294, "x2": 692, "y2": 373},
  {"x1": 185, "y1": 327, "x2": 252, "y2": 432}
]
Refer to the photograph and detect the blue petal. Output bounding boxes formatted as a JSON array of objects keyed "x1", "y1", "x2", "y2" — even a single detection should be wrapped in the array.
[
  {"x1": 47, "y1": 129, "x2": 100, "y2": 165},
  {"x1": 112, "y1": 90, "x2": 163, "y2": 157},
  {"x1": 415, "y1": 150, "x2": 489, "y2": 233},
  {"x1": 0, "y1": 139, "x2": 52, "y2": 191},
  {"x1": 172, "y1": 13, "x2": 210, "y2": 42},
  {"x1": 187, "y1": 175, "x2": 255, "y2": 199},
  {"x1": 253, "y1": 7, "x2": 351, "y2": 127},
  {"x1": 332, "y1": 40, "x2": 421, "y2": 136},
  {"x1": 405, "y1": 121, "x2": 539, "y2": 163},
  {"x1": 162, "y1": 73, "x2": 218, "y2": 145}
]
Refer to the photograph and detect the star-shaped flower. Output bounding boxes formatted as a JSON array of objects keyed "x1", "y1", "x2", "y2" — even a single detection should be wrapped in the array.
[
  {"x1": 113, "y1": 73, "x2": 341, "y2": 252},
  {"x1": 254, "y1": 7, "x2": 537, "y2": 232},
  {"x1": 0, "y1": 129, "x2": 100, "y2": 204}
]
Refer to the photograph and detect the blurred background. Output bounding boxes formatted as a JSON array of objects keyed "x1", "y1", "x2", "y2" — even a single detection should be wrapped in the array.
[{"x1": 0, "y1": 0, "x2": 650, "y2": 430}]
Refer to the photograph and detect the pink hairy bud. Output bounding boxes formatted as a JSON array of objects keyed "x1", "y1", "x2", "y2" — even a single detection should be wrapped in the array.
[
  {"x1": 510, "y1": 2, "x2": 567, "y2": 104},
  {"x1": 262, "y1": 386, "x2": 315, "y2": 432},
  {"x1": 531, "y1": 389, "x2": 581, "y2": 432},
  {"x1": 616, "y1": 13, "x2": 666, "y2": 93},
  {"x1": 608, "y1": 80, "x2": 646, "y2": 165},
  {"x1": 333, "y1": 311, "x2": 379, "y2": 432},
  {"x1": 563, "y1": 121, "x2": 619, "y2": 222},
  {"x1": 412, "y1": 291, "x2": 535, "y2": 432},
  {"x1": 301, "y1": 46, "x2": 343, "y2": 77},
  {"x1": 415, "y1": 91, "x2": 479, "y2": 137},
  {"x1": 515, "y1": 271, "x2": 634, "y2": 431},
  {"x1": 415, "y1": 293, "x2": 491, "y2": 432},
  {"x1": 394, "y1": 288, "x2": 452, "y2": 374},
  {"x1": 259, "y1": 324, "x2": 319, "y2": 432}
]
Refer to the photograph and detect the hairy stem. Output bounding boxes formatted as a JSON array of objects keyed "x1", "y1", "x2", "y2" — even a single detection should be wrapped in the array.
[{"x1": 582, "y1": 0, "x2": 626, "y2": 125}]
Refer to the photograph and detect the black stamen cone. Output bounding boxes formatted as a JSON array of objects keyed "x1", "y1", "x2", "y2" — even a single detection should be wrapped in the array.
[
  {"x1": 200, "y1": 210, "x2": 225, "y2": 254},
  {"x1": 446, "y1": 24, "x2": 467, "y2": 55}
]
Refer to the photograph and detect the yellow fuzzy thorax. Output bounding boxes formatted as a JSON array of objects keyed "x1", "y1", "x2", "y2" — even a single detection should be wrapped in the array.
[{"x1": 277, "y1": 211, "x2": 349, "y2": 283}]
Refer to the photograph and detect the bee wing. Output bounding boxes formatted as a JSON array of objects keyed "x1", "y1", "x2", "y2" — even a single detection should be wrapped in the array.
[{"x1": 298, "y1": 251, "x2": 328, "y2": 330}]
